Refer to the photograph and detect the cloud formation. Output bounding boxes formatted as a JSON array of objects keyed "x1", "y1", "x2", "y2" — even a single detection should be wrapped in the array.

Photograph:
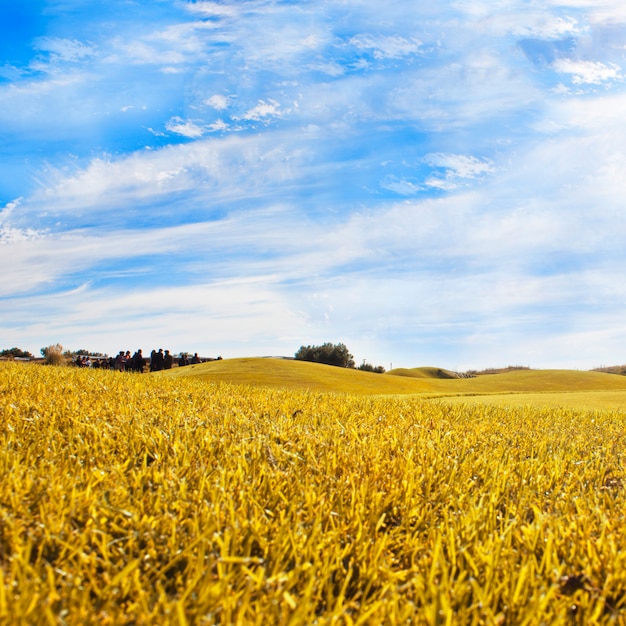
[{"x1": 2, "y1": 0, "x2": 626, "y2": 369}]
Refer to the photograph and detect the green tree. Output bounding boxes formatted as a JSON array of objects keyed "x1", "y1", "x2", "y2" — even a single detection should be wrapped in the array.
[
  {"x1": 72, "y1": 348, "x2": 106, "y2": 357},
  {"x1": 0, "y1": 347, "x2": 34, "y2": 359},
  {"x1": 294, "y1": 342, "x2": 355, "y2": 368}
]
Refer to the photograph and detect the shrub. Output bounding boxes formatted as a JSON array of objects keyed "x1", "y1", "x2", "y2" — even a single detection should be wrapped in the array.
[
  {"x1": 295, "y1": 342, "x2": 355, "y2": 368},
  {"x1": 357, "y1": 362, "x2": 386, "y2": 373},
  {"x1": 41, "y1": 343, "x2": 69, "y2": 366}
]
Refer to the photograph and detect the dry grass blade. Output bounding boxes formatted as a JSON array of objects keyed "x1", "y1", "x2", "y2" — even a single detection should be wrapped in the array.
[{"x1": 1, "y1": 361, "x2": 626, "y2": 624}]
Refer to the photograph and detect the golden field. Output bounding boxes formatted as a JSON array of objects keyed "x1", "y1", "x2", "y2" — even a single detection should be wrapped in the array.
[
  {"x1": 1, "y1": 359, "x2": 626, "y2": 624},
  {"x1": 162, "y1": 357, "x2": 626, "y2": 411}
]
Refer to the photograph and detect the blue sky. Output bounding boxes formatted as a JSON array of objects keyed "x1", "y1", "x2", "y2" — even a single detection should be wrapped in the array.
[{"x1": 2, "y1": 0, "x2": 626, "y2": 370}]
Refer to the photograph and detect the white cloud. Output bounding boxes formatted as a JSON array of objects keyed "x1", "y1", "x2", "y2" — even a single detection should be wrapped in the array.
[
  {"x1": 537, "y1": 90, "x2": 626, "y2": 132},
  {"x1": 424, "y1": 153, "x2": 495, "y2": 178},
  {"x1": 239, "y1": 99, "x2": 285, "y2": 121},
  {"x1": 1, "y1": 74, "x2": 85, "y2": 98},
  {"x1": 28, "y1": 134, "x2": 309, "y2": 217},
  {"x1": 513, "y1": 16, "x2": 583, "y2": 38},
  {"x1": 111, "y1": 39, "x2": 187, "y2": 66},
  {"x1": 165, "y1": 116, "x2": 206, "y2": 138},
  {"x1": 206, "y1": 94, "x2": 231, "y2": 110},
  {"x1": 1, "y1": 198, "x2": 22, "y2": 217},
  {"x1": 5, "y1": 0, "x2": 626, "y2": 369},
  {"x1": 306, "y1": 60, "x2": 346, "y2": 77},
  {"x1": 550, "y1": 1, "x2": 626, "y2": 24},
  {"x1": 147, "y1": 20, "x2": 219, "y2": 48},
  {"x1": 423, "y1": 153, "x2": 495, "y2": 189},
  {"x1": 380, "y1": 177, "x2": 422, "y2": 195},
  {"x1": 423, "y1": 177, "x2": 459, "y2": 191},
  {"x1": 0, "y1": 274, "x2": 307, "y2": 359},
  {"x1": 349, "y1": 34, "x2": 423, "y2": 59},
  {"x1": 302, "y1": 34, "x2": 322, "y2": 49},
  {"x1": 33, "y1": 37, "x2": 96, "y2": 63},
  {"x1": 207, "y1": 119, "x2": 230, "y2": 132},
  {"x1": 0, "y1": 198, "x2": 46, "y2": 244},
  {"x1": 553, "y1": 59, "x2": 622, "y2": 84},
  {"x1": 385, "y1": 54, "x2": 539, "y2": 132},
  {"x1": 184, "y1": 2, "x2": 239, "y2": 18},
  {"x1": 0, "y1": 218, "x2": 240, "y2": 296},
  {"x1": 474, "y1": 11, "x2": 583, "y2": 38},
  {"x1": 107, "y1": 20, "x2": 221, "y2": 68}
]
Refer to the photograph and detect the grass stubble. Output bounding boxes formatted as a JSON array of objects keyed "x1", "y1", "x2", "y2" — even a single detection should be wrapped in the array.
[{"x1": 1, "y1": 361, "x2": 625, "y2": 624}]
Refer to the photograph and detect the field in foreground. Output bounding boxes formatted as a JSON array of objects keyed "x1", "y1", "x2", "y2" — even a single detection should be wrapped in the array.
[{"x1": 1, "y1": 361, "x2": 626, "y2": 624}]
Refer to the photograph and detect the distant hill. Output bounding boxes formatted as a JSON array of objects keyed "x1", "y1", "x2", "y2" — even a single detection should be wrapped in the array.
[
  {"x1": 591, "y1": 365, "x2": 626, "y2": 376},
  {"x1": 459, "y1": 365, "x2": 531, "y2": 377},
  {"x1": 159, "y1": 357, "x2": 426, "y2": 395},
  {"x1": 158, "y1": 357, "x2": 626, "y2": 397},
  {"x1": 387, "y1": 366, "x2": 459, "y2": 379}
]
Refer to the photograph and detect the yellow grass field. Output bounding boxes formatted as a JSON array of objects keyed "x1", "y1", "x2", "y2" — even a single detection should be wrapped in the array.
[
  {"x1": 2, "y1": 359, "x2": 626, "y2": 624},
  {"x1": 162, "y1": 358, "x2": 626, "y2": 411}
]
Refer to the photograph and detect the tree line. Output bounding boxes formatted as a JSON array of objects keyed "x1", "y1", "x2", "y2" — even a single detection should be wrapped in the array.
[
  {"x1": 1, "y1": 342, "x2": 386, "y2": 373},
  {"x1": 294, "y1": 342, "x2": 385, "y2": 373}
]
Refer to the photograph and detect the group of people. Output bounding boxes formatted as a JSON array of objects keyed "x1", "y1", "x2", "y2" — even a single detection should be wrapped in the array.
[
  {"x1": 148, "y1": 349, "x2": 204, "y2": 371},
  {"x1": 74, "y1": 349, "x2": 204, "y2": 372}
]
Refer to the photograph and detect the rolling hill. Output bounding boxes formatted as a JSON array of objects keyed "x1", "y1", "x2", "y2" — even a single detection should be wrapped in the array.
[{"x1": 158, "y1": 357, "x2": 626, "y2": 403}]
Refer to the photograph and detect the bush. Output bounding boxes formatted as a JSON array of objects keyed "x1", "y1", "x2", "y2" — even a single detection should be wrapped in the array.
[
  {"x1": 357, "y1": 362, "x2": 386, "y2": 374},
  {"x1": 41, "y1": 343, "x2": 69, "y2": 366},
  {"x1": 295, "y1": 342, "x2": 355, "y2": 368}
]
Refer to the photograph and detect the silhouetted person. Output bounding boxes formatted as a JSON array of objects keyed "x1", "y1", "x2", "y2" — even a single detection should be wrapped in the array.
[
  {"x1": 133, "y1": 349, "x2": 144, "y2": 373},
  {"x1": 115, "y1": 351, "x2": 126, "y2": 372},
  {"x1": 164, "y1": 350, "x2": 173, "y2": 369},
  {"x1": 152, "y1": 348, "x2": 165, "y2": 371}
]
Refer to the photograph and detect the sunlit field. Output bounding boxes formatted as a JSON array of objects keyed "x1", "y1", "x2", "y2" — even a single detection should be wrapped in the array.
[
  {"x1": 438, "y1": 390, "x2": 626, "y2": 412},
  {"x1": 159, "y1": 357, "x2": 626, "y2": 396},
  {"x1": 2, "y1": 361, "x2": 626, "y2": 624}
]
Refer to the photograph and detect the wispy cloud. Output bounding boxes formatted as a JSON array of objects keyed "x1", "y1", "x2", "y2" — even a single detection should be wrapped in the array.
[
  {"x1": 423, "y1": 154, "x2": 495, "y2": 189},
  {"x1": 553, "y1": 59, "x2": 622, "y2": 84},
  {"x1": 348, "y1": 34, "x2": 424, "y2": 59},
  {"x1": 238, "y1": 99, "x2": 285, "y2": 121},
  {"x1": 33, "y1": 37, "x2": 96, "y2": 64},
  {"x1": 166, "y1": 117, "x2": 207, "y2": 138},
  {"x1": 0, "y1": 199, "x2": 46, "y2": 244},
  {"x1": 2, "y1": 0, "x2": 626, "y2": 368},
  {"x1": 184, "y1": 2, "x2": 239, "y2": 19}
]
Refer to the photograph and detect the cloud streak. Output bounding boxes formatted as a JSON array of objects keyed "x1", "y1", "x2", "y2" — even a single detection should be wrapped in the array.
[{"x1": 2, "y1": 0, "x2": 626, "y2": 369}]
